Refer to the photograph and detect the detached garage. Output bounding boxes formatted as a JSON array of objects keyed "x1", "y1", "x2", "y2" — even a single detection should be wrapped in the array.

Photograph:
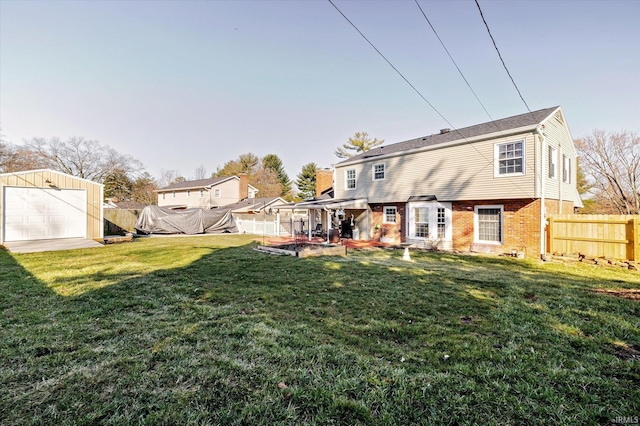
[{"x1": 0, "y1": 169, "x2": 103, "y2": 244}]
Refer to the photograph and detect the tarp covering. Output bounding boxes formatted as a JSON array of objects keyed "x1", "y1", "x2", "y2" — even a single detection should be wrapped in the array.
[{"x1": 135, "y1": 206, "x2": 238, "y2": 235}]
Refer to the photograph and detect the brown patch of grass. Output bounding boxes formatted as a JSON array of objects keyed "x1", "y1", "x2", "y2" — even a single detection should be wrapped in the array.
[{"x1": 592, "y1": 288, "x2": 640, "y2": 300}]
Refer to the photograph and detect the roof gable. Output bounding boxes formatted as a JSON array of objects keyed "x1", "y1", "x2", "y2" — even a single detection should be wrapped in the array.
[{"x1": 339, "y1": 106, "x2": 559, "y2": 166}]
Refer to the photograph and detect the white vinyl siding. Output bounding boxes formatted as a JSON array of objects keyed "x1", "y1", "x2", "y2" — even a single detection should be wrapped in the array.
[
  {"x1": 383, "y1": 206, "x2": 396, "y2": 223},
  {"x1": 372, "y1": 164, "x2": 385, "y2": 181},
  {"x1": 474, "y1": 205, "x2": 503, "y2": 244},
  {"x1": 494, "y1": 140, "x2": 525, "y2": 177},
  {"x1": 334, "y1": 133, "x2": 536, "y2": 203},
  {"x1": 345, "y1": 169, "x2": 356, "y2": 190}
]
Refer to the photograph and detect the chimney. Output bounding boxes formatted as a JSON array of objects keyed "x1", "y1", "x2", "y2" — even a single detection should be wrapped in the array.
[
  {"x1": 315, "y1": 169, "x2": 333, "y2": 197},
  {"x1": 239, "y1": 173, "x2": 249, "y2": 200}
]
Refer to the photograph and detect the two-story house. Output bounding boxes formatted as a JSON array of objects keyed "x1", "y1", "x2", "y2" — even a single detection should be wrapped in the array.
[
  {"x1": 156, "y1": 174, "x2": 258, "y2": 209},
  {"x1": 304, "y1": 106, "x2": 581, "y2": 258}
]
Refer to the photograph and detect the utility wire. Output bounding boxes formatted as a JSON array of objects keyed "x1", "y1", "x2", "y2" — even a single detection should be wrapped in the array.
[
  {"x1": 327, "y1": 0, "x2": 455, "y2": 131},
  {"x1": 328, "y1": 0, "x2": 536, "y2": 197},
  {"x1": 413, "y1": 0, "x2": 498, "y2": 128},
  {"x1": 474, "y1": 0, "x2": 531, "y2": 113}
]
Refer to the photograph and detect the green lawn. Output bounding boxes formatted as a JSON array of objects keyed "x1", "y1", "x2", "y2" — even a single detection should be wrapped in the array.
[{"x1": 1, "y1": 235, "x2": 638, "y2": 425}]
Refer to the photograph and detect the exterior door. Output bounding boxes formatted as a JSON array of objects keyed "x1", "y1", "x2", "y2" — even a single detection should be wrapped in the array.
[{"x1": 407, "y1": 201, "x2": 452, "y2": 248}]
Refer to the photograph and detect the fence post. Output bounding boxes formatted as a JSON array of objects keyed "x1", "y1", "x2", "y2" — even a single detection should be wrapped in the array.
[{"x1": 547, "y1": 216, "x2": 554, "y2": 255}]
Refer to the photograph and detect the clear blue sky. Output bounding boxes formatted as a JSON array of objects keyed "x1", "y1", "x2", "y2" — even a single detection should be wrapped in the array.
[{"x1": 1, "y1": 0, "x2": 639, "y2": 183}]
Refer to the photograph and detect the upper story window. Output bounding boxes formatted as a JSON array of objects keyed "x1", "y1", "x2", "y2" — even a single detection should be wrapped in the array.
[
  {"x1": 563, "y1": 154, "x2": 571, "y2": 183},
  {"x1": 187, "y1": 190, "x2": 191, "y2": 197},
  {"x1": 372, "y1": 163, "x2": 385, "y2": 181},
  {"x1": 383, "y1": 206, "x2": 397, "y2": 223},
  {"x1": 200, "y1": 189, "x2": 204, "y2": 197},
  {"x1": 345, "y1": 169, "x2": 356, "y2": 190},
  {"x1": 248, "y1": 189, "x2": 256, "y2": 198},
  {"x1": 548, "y1": 146, "x2": 557, "y2": 179},
  {"x1": 495, "y1": 140, "x2": 524, "y2": 176},
  {"x1": 172, "y1": 191, "x2": 175, "y2": 198},
  {"x1": 162, "y1": 193, "x2": 166, "y2": 200},
  {"x1": 214, "y1": 188, "x2": 221, "y2": 198}
]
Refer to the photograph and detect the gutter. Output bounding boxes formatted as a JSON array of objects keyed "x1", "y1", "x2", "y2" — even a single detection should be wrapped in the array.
[{"x1": 536, "y1": 125, "x2": 547, "y2": 261}]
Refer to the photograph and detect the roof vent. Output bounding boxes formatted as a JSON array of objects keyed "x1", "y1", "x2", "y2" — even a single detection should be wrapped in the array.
[{"x1": 440, "y1": 128, "x2": 451, "y2": 134}]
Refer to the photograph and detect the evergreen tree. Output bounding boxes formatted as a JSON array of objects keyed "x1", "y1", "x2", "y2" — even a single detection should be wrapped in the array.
[
  {"x1": 295, "y1": 162, "x2": 318, "y2": 201},
  {"x1": 335, "y1": 132, "x2": 384, "y2": 159},
  {"x1": 263, "y1": 154, "x2": 292, "y2": 196}
]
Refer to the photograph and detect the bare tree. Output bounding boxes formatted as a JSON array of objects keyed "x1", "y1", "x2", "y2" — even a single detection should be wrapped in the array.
[
  {"x1": 23, "y1": 136, "x2": 143, "y2": 182},
  {"x1": 575, "y1": 130, "x2": 640, "y2": 214},
  {"x1": 194, "y1": 164, "x2": 207, "y2": 180},
  {"x1": 158, "y1": 169, "x2": 181, "y2": 188}
]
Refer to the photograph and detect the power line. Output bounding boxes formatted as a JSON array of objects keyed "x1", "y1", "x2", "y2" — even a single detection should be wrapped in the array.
[
  {"x1": 328, "y1": 0, "x2": 537, "y2": 198},
  {"x1": 327, "y1": 0, "x2": 455, "y2": 131},
  {"x1": 413, "y1": 0, "x2": 498, "y2": 127},
  {"x1": 474, "y1": 0, "x2": 532, "y2": 113}
]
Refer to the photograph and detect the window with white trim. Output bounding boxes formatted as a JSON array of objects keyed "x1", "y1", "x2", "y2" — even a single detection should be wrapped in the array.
[
  {"x1": 372, "y1": 163, "x2": 385, "y2": 181},
  {"x1": 214, "y1": 188, "x2": 221, "y2": 198},
  {"x1": 562, "y1": 154, "x2": 571, "y2": 183},
  {"x1": 495, "y1": 140, "x2": 524, "y2": 176},
  {"x1": 172, "y1": 191, "x2": 175, "y2": 198},
  {"x1": 437, "y1": 208, "x2": 446, "y2": 239},
  {"x1": 345, "y1": 169, "x2": 356, "y2": 190},
  {"x1": 200, "y1": 189, "x2": 204, "y2": 197},
  {"x1": 414, "y1": 207, "x2": 429, "y2": 238},
  {"x1": 474, "y1": 205, "x2": 503, "y2": 244},
  {"x1": 187, "y1": 190, "x2": 191, "y2": 197},
  {"x1": 162, "y1": 193, "x2": 166, "y2": 200},
  {"x1": 383, "y1": 206, "x2": 397, "y2": 223},
  {"x1": 548, "y1": 146, "x2": 557, "y2": 179}
]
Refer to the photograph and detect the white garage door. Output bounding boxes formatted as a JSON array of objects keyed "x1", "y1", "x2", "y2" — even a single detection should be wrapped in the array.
[{"x1": 3, "y1": 187, "x2": 87, "y2": 242}]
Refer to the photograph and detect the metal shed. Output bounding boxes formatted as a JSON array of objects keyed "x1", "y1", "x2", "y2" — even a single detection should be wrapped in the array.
[{"x1": 0, "y1": 169, "x2": 104, "y2": 244}]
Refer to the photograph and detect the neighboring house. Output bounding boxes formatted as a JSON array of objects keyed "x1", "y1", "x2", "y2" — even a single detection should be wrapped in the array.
[
  {"x1": 0, "y1": 169, "x2": 104, "y2": 244},
  {"x1": 301, "y1": 106, "x2": 582, "y2": 258},
  {"x1": 156, "y1": 174, "x2": 258, "y2": 209}
]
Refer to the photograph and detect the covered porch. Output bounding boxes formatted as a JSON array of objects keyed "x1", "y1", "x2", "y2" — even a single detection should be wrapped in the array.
[{"x1": 286, "y1": 198, "x2": 372, "y2": 243}]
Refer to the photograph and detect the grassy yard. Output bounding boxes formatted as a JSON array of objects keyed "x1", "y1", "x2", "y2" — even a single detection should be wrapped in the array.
[{"x1": 1, "y1": 235, "x2": 638, "y2": 425}]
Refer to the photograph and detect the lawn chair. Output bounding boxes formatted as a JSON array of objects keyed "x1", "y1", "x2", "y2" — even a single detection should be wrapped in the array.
[{"x1": 311, "y1": 223, "x2": 325, "y2": 238}]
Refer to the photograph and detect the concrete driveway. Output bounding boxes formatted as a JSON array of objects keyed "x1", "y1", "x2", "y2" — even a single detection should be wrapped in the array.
[{"x1": 3, "y1": 238, "x2": 104, "y2": 254}]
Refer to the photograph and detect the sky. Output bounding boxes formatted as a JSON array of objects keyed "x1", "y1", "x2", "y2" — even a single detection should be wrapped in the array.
[{"x1": 1, "y1": 0, "x2": 639, "y2": 184}]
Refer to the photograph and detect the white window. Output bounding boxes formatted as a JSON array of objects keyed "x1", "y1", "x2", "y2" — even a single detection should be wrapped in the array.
[
  {"x1": 372, "y1": 163, "x2": 385, "y2": 181},
  {"x1": 214, "y1": 188, "x2": 221, "y2": 198},
  {"x1": 563, "y1": 154, "x2": 571, "y2": 183},
  {"x1": 495, "y1": 140, "x2": 525, "y2": 176},
  {"x1": 474, "y1": 205, "x2": 503, "y2": 244},
  {"x1": 162, "y1": 193, "x2": 166, "y2": 200},
  {"x1": 172, "y1": 191, "x2": 175, "y2": 198},
  {"x1": 548, "y1": 146, "x2": 557, "y2": 179},
  {"x1": 414, "y1": 207, "x2": 429, "y2": 238},
  {"x1": 187, "y1": 190, "x2": 191, "y2": 197},
  {"x1": 200, "y1": 189, "x2": 204, "y2": 197},
  {"x1": 345, "y1": 169, "x2": 356, "y2": 190},
  {"x1": 383, "y1": 206, "x2": 397, "y2": 223},
  {"x1": 407, "y1": 202, "x2": 452, "y2": 242}
]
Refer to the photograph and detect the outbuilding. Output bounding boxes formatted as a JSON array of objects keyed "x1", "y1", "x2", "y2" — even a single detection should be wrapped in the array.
[{"x1": 0, "y1": 169, "x2": 103, "y2": 244}]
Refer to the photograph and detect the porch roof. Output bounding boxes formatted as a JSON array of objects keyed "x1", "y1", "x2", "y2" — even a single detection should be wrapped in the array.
[{"x1": 293, "y1": 198, "x2": 369, "y2": 210}]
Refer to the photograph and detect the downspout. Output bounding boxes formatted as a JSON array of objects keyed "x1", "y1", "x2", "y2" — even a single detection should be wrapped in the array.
[{"x1": 536, "y1": 125, "x2": 547, "y2": 260}]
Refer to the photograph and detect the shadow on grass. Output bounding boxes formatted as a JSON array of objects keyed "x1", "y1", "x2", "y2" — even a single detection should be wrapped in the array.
[{"x1": 1, "y1": 240, "x2": 638, "y2": 425}]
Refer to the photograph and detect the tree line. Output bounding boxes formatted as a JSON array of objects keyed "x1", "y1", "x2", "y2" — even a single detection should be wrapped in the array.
[{"x1": 2, "y1": 130, "x2": 634, "y2": 213}]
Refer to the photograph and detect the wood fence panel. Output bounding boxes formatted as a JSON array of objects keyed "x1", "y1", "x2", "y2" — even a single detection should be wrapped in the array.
[{"x1": 547, "y1": 214, "x2": 639, "y2": 261}]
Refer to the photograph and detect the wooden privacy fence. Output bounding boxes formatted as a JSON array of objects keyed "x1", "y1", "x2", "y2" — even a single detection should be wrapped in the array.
[{"x1": 547, "y1": 214, "x2": 640, "y2": 262}]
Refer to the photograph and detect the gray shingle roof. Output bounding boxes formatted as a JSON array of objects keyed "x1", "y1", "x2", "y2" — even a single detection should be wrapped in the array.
[
  {"x1": 157, "y1": 176, "x2": 234, "y2": 192},
  {"x1": 222, "y1": 197, "x2": 288, "y2": 212},
  {"x1": 339, "y1": 106, "x2": 559, "y2": 165}
]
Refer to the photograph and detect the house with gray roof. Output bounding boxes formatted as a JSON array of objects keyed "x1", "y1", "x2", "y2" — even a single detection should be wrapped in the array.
[
  {"x1": 303, "y1": 106, "x2": 582, "y2": 258},
  {"x1": 156, "y1": 174, "x2": 258, "y2": 209}
]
